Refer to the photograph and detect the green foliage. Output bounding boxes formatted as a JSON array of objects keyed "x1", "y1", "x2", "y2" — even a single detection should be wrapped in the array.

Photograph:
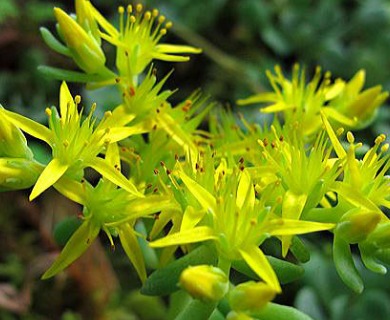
[{"x1": 0, "y1": 0, "x2": 389, "y2": 319}]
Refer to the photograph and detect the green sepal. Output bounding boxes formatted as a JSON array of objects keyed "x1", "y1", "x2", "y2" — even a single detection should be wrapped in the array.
[
  {"x1": 375, "y1": 248, "x2": 390, "y2": 266},
  {"x1": 38, "y1": 65, "x2": 111, "y2": 83},
  {"x1": 232, "y1": 255, "x2": 304, "y2": 285},
  {"x1": 251, "y1": 302, "x2": 314, "y2": 320},
  {"x1": 41, "y1": 218, "x2": 100, "y2": 279},
  {"x1": 333, "y1": 233, "x2": 364, "y2": 293},
  {"x1": 40, "y1": 27, "x2": 71, "y2": 57},
  {"x1": 359, "y1": 242, "x2": 387, "y2": 274},
  {"x1": 141, "y1": 244, "x2": 218, "y2": 296},
  {"x1": 290, "y1": 236, "x2": 310, "y2": 263}
]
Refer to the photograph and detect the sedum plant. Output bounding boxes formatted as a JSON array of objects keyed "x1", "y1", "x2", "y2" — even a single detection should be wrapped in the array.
[{"x1": 1, "y1": 1, "x2": 390, "y2": 319}]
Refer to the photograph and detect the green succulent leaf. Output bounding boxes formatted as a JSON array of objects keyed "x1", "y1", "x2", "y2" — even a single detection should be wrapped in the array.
[
  {"x1": 333, "y1": 233, "x2": 364, "y2": 293},
  {"x1": 141, "y1": 244, "x2": 218, "y2": 296},
  {"x1": 251, "y1": 302, "x2": 314, "y2": 320}
]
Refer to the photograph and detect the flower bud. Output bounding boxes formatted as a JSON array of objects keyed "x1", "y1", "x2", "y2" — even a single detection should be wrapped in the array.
[
  {"x1": 54, "y1": 7, "x2": 105, "y2": 73},
  {"x1": 226, "y1": 311, "x2": 253, "y2": 320},
  {"x1": 0, "y1": 108, "x2": 33, "y2": 159},
  {"x1": 75, "y1": 0, "x2": 100, "y2": 45},
  {"x1": 336, "y1": 209, "x2": 381, "y2": 244},
  {"x1": 228, "y1": 281, "x2": 276, "y2": 312},
  {"x1": 179, "y1": 265, "x2": 229, "y2": 302},
  {"x1": 0, "y1": 158, "x2": 43, "y2": 191}
]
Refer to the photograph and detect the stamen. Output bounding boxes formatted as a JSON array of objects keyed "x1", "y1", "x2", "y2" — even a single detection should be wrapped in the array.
[
  {"x1": 347, "y1": 131, "x2": 355, "y2": 144},
  {"x1": 45, "y1": 107, "x2": 52, "y2": 116},
  {"x1": 144, "y1": 11, "x2": 151, "y2": 20},
  {"x1": 74, "y1": 95, "x2": 81, "y2": 104},
  {"x1": 336, "y1": 128, "x2": 344, "y2": 136},
  {"x1": 136, "y1": 3, "x2": 143, "y2": 13}
]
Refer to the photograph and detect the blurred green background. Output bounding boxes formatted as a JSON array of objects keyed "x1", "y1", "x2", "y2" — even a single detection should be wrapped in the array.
[{"x1": 0, "y1": 0, "x2": 389, "y2": 319}]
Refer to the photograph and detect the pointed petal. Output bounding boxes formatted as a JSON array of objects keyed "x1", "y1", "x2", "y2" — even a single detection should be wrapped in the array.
[
  {"x1": 332, "y1": 182, "x2": 385, "y2": 219},
  {"x1": 237, "y1": 92, "x2": 278, "y2": 105},
  {"x1": 152, "y1": 52, "x2": 190, "y2": 62},
  {"x1": 108, "y1": 124, "x2": 148, "y2": 142},
  {"x1": 4, "y1": 109, "x2": 52, "y2": 145},
  {"x1": 53, "y1": 176, "x2": 87, "y2": 205},
  {"x1": 30, "y1": 158, "x2": 68, "y2": 200},
  {"x1": 236, "y1": 169, "x2": 254, "y2": 211},
  {"x1": 156, "y1": 44, "x2": 202, "y2": 54},
  {"x1": 266, "y1": 219, "x2": 334, "y2": 236},
  {"x1": 89, "y1": 4, "x2": 119, "y2": 37},
  {"x1": 177, "y1": 170, "x2": 216, "y2": 213},
  {"x1": 89, "y1": 157, "x2": 143, "y2": 197},
  {"x1": 41, "y1": 219, "x2": 100, "y2": 279},
  {"x1": 59, "y1": 81, "x2": 75, "y2": 120},
  {"x1": 322, "y1": 107, "x2": 356, "y2": 127},
  {"x1": 149, "y1": 226, "x2": 216, "y2": 248},
  {"x1": 239, "y1": 246, "x2": 281, "y2": 292},
  {"x1": 320, "y1": 111, "x2": 346, "y2": 158},
  {"x1": 281, "y1": 191, "x2": 308, "y2": 256},
  {"x1": 181, "y1": 206, "x2": 206, "y2": 231},
  {"x1": 118, "y1": 223, "x2": 147, "y2": 282}
]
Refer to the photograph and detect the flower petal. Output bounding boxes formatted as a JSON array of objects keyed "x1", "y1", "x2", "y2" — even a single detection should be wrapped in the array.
[
  {"x1": 41, "y1": 219, "x2": 100, "y2": 279},
  {"x1": 3, "y1": 109, "x2": 52, "y2": 145},
  {"x1": 177, "y1": 169, "x2": 216, "y2": 214},
  {"x1": 30, "y1": 158, "x2": 69, "y2": 200},
  {"x1": 89, "y1": 157, "x2": 143, "y2": 197},
  {"x1": 266, "y1": 219, "x2": 334, "y2": 236},
  {"x1": 53, "y1": 176, "x2": 87, "y2": 206},
  {"x1": 156, "y1": 44, "x2": 202, "y2": 54},
  {"x1": 149, "y1": 226, "x2": 216, "y2": 248},
  {"x1": 239, "y1": 246, "x2": 281, "y2": 292},
  {"x1": 118, "y1": 223, "x2": 147, "y2": 282}
]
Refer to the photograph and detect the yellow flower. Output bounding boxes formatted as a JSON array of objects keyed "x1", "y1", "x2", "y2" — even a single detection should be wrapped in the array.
[
  {"x1": 42, "y1": 143, "x2": 179, "y2": 281},
  {"x1": 150, "y1": 157, "x2": 334, "y2": 293},
  {"x1": 179, "y1": 265, "x2": 229, "y2": 301},
  {"x1": 3, "y1": 82, "x2": 143, "y2": 200},
  {"x1": 90, "y1": 3, "x2": 201, "y2": 77},
  {"x1": 237, "y1": 65, "x2": 388, "y2": 136},
  {"x1": 53, "y1": 7, "x2": 106, "y2": 74}
]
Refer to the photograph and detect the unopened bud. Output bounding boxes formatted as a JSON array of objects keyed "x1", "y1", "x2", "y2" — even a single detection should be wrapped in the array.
[
  {"x1": 336, "y1": 209, "x2": 381, "y2": 244},
  {"x1": 179, "y1": 265, "x2": 229, "y2": 302},
  {"x1": 54, "y1": 7, "x2": 106, "y2": 73},
  {"x1": 229, "y1": 281, "x2": 276, "y2": 312}
]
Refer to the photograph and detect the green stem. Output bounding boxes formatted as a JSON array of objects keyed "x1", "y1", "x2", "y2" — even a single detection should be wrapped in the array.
[{"x1": 217, "y1": 256, "x2": 232, "y2": 278}]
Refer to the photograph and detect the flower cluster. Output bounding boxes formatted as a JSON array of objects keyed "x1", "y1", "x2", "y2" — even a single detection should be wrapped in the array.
[{"x1": 1, "y1": 1, "x2": 389, "y2": 319}]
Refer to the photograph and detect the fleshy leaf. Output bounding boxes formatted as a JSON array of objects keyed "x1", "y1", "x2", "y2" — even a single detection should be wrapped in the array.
[
  {"x1": 333, "y1": 233, "x2": 364, "y2": 293},
  {"x1": 141, "y1": 245, "x2": 217, "y2": 296},
  {"x1": 40, "y1": 27, "x2": 71, "y2": 57},
  {"x1": 252, "y1": 302, "x2": 314, "y2": 320}
]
